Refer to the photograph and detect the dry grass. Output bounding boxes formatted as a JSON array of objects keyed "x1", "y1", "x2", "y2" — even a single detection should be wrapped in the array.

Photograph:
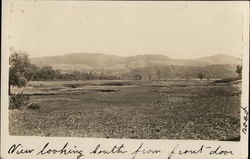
[{"x1": 9, "y1": 80, "x2": 241, "y2": 140}]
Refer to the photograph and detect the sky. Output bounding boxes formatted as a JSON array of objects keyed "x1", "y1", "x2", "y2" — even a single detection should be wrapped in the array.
[{"x1": 7, "y1": 1, "x2": 248, "y2": 59}]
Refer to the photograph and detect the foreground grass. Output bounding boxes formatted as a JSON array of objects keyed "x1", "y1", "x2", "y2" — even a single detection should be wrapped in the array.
[{"x1": 9, "y1": 80, "x2": 241, "y2": 140}]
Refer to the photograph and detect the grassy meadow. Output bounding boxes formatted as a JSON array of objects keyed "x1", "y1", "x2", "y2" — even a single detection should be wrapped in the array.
[{"x1": 9, "y1": 79, "x2": 241, "y2": 140}]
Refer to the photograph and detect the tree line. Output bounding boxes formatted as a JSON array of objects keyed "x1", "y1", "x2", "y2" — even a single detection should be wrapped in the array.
[
  {"x1": 9, "y1": 50, "x2": 118, "y2": 92},
  {"x1": 122, "y1": 64, "x2": 242, "y2": 80},
  {"x1": 9, "y1": 49, "x2": 242, "y2": 93}
]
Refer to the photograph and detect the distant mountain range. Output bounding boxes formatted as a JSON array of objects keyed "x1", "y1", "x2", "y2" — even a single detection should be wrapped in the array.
[{"x1": 31, "y1": 53, "x2": 241, "y2": 74}]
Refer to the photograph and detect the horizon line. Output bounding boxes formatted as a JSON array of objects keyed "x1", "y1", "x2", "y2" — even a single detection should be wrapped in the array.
[{"x1": 29, "y1": 52, "x2": 241, "y2": 60}]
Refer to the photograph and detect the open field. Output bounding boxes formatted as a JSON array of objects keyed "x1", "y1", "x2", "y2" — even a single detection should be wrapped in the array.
[{"x1": 9, "y1": 79, "x2": 241, "y2": 140}]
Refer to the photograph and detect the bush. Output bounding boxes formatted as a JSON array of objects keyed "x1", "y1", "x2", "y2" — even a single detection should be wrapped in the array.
[
  {"x1": 27, "y1": 103, "x2": 41, "y2": 110},
  {"x1": 9, "y1": 92, "x2": 30, "y2": 110}
]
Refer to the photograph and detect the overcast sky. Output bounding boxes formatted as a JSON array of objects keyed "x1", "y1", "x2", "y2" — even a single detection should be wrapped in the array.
[{"x1": 8, "y1": 1, "x2": 248, "y2": 59}]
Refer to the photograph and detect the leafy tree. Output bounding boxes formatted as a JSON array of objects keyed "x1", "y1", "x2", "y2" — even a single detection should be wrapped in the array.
[
  {"x1": 135, "y1": 74, "x2": 142, "y2": 80},
  {"x1": 236, "y1": 65, "x2": 242, "y2": 77},
  {"x1": 148, "y1": 74, "x2": 152, "y2": 80},
  {"x1": 198, "y1": 72, "x2": 204, "y2": 80},
  {"x1": 9, "y1": 50, "x2": 33, "y2": 94},
  {"x1": 35, "y1": 66, "x2": 57, "y2": 80},
  {"x1": 157, "y1": 70, "x2": 161, "y2": 80}
]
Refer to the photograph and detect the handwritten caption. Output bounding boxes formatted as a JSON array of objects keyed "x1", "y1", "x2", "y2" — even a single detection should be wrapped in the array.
[
  {"x1": 241, "y1": 106, "x2": 248, "y2": 135},
  {"x1": 8, "y1": 142, "x2": 234, "y2": 159}
]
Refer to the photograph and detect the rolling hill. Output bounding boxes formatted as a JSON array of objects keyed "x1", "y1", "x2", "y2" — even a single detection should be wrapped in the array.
[{"x1": 31, "y1": 53, "x2": 241, "y2": 73}]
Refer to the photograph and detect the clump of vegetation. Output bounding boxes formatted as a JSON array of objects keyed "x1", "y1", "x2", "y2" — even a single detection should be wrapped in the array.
[
  {"x1": 97, "y1": 89, "x2": 120, "y2": 92},
  {"x1": 198, "y1": 72, "x2": 204, "y2": 80},
  {"x1": 9, "y1": 92, "x2": 30, "y2": 110},
  {"x1": 100, "y1": 82, "x2": 132, "y2": 86},
  {"x1": 236, "y1": 64, "x2": 242, "y2": 77},
  {"x1": 27, "y1": 103, "x2": 41, "y2": 110},
  {"x1": 64, "y1": 83, "x2": 86, "y2": 88}
]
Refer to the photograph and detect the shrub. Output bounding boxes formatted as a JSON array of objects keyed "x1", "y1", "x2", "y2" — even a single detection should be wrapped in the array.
[
  {"x1": 27, "y1": 103, "x2": 41, "y2": 110},
  {"x1": 236, "y1": 65, "x2": 242, "y2": 77},
  {"x1": 9, "y1": 91, "x2": 30, "y2": 110},
  {"x1": 100, "y1": 82, "x2": 131, "y2": 86}
]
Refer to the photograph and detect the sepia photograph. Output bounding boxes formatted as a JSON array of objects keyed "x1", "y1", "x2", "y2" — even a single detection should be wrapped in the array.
[{"x1": 6, "y1": 1, "x2": 246, "y2": 142}]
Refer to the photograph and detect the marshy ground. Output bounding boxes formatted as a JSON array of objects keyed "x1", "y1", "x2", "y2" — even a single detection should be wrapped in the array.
[{"x1": 9, "y1": 79, "x2": 241, "y2": 140}]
